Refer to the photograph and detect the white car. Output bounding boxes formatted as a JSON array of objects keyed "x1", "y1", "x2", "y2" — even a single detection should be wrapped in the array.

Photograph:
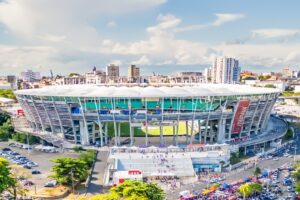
[{"x1": 273, "y1": 157, "x2": 279, "y2": 161}]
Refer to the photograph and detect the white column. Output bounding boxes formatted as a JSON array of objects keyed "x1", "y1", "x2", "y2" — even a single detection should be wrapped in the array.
[
  {"x1": 145, "y1": 123, "x2": 148, "y2": 146},
  {"x1": 198, "y1": 120, "x2": 201, "y2": 143},
  {"x1": 118, "y1": 122, "x2": 121, "y2": 145},
  {"x1": 105, "y1": 123, "x2": 108, "y2": 145},
  {"x1": 185, "y1": 121, "x2": 189, "y2": 144},
  {"x1": 130, "y1": 124, "x2": 134, "y2": 146}
]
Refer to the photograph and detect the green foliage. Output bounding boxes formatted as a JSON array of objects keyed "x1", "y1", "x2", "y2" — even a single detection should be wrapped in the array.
[
  {"x1": 238, "y1": 183, "x2": 262, "y2": 198},
  {"x1": 50, "y1": 157, "x2": 89, "y2": 186},
  {"x1": 230, "y1": 152, "x2": 241, "y2": 165},
  {"x1": 0, "y1": 112, "x2": 10, "y2": 126},
  {"x1": 108, "y1": 180, "x2": 165, "y2": 200},
  {"x1": 258, "y1": 75, "x2": 271, "y2": 81},
  {"x1": 292, "y1": 161, "x2": 300, "y2": 193},
  {"x1": 284, "y1": 128, "x2": 294, "y2": 141},
  {"x1": 0, "y1": 158, "x2": 17, "y2": 194},
  {"x1": 0, "y1": 113, "x2": 14, "y2": 141},
  {"x1": 0, "y1": 89, "x2": 16, "y2": 100},
  {"x1": 90, "y1": 193, "x2": 119, "y2": 200},
  {"x1": 282, "y1": 91, "x2": 300, "y2": 97},
  {"x1": 11, "y1": 132, "x2": 39, "y2": 144},
  {"x1": 264, "y1": 84, "x2": 276, "y2": 88},
  {"x1": 253, "y1": 167, "x2": 261, "y2": 177},
  {"x1": 69, "y1": 73, "x2": 80, "y2": 77},
  {"x1": 78, "y1": 150, "x2": 97, "y2": 168},
  {"x1": 72, "y1": 145, "x2": 84, "y2": 152}
]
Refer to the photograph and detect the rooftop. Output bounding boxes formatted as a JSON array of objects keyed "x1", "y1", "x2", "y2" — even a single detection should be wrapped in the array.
[{"x1": 15, "y1": 84, "x2": 280, "y2": 98}]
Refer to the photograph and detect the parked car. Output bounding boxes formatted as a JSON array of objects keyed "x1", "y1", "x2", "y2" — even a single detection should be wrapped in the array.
[
  {"x1": 23, "y1": 165, "x2": 32, "y2": 169},
  {"x1": 23, "y1": 180, "x2": 34, "y2": 186},
  {"x1": 31, "y1": 170, "x2": 41, "y2": 174},
  {"x1": 44, "y1": 180, "x2": 57, "y2": 187}
]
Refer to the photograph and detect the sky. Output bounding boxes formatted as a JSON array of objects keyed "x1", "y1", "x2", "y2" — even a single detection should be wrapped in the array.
[{"x1": 0, "y1": 0, "x2": 300, "y2": 76}]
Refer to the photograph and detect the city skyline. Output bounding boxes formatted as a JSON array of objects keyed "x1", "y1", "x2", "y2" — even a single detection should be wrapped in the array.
[{"x1": 0, "y1": 0, "x2": 300, "y2": 76}]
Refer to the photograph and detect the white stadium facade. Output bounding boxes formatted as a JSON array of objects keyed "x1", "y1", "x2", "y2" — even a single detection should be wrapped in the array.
[
  {"x1": 15, "y1": 84, "x2": 286, "y2": 148},
  {"x1": 14, "y1": 84, "x2": 289, "y2": 178}
]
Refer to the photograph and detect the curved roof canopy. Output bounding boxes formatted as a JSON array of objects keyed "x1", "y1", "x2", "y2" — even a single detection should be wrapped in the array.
[{"x1": 15, "y1": 84, "x2": 280, "y2": 98}]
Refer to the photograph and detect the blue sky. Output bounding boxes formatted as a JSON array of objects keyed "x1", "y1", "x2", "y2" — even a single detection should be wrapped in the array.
[{"x1": 0, "y1": 0, "x2": 299, "y2": 76}]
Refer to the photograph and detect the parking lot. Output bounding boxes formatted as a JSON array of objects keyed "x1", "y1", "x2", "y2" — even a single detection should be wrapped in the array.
[{"x1": 0, "y1": 141, "x2": 79, "y2": 192}]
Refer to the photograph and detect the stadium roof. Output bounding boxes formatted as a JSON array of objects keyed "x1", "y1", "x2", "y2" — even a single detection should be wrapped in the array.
[{"x1": 15, "y1": 84, "x2": 280, "y2": 98}]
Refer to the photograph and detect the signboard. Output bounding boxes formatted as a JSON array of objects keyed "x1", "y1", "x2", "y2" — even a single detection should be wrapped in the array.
[{"x1": 231, "y1": 100, "x2": 250, "y2": 134}]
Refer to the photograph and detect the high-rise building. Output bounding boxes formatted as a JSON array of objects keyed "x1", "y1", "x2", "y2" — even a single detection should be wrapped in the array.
[
  {"x1": 204, "y1": 67, "x2": 212, "y2": 83},
  {"x1": 211, "y1": 57, "x2": 240, "y2": 84},
  {"x1": 128, "y1": 65, "x2": 140, "y2": 82},
  {"x1": 20, "y1": 70, "x2": 41, "y2": 82},
  {"x1": 282, "y1": 66, "x2": 292, "y2": 77},
  {"x1": 106, "y1": 64, "x2": 119, "y2": 77}
]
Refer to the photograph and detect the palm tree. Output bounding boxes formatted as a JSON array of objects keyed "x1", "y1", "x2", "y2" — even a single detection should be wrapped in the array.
[{"x1": 253, "y1": 167, "x2": 261, "y2": 178}]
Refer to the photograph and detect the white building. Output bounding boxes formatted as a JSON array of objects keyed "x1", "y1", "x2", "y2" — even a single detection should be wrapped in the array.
[
  {"x1": 20, "y1": 70, "x2": 41, "y2": 82},
  {"x1": 211, "y1": 57, "x2": 240, "y2": 84},
  {"x1": 86, "y1": 67, "x2": 106, "y2": 84},
  {"x1": 204, "y1": 67, "x2": 212, "y2": 83}
]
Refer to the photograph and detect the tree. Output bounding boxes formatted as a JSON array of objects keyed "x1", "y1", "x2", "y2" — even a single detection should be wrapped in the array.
[
  {"x1": 72, "y1": 145, "x2": 84, "y2": 152},
  {"x1": 0, "y1": 89, "x2": 16, "y2": 100},
  {"x1": 109, "y1": 180, "x2": 165, "y2": 200},
  {"x1": 50, "y1": 157, "x2": 89, "y2": 186},
  {"x1": 284, "y1": 128, "x2": 294, "y2": 140},
  {"x1": 253, "y1": 167, "x2": 261, "y2": 178},
  {"x1": 0, "y1": 158, "x2": 17, "y2": 197},
  {"x1": 238, "y1": 183, "x2": 262, "y2": 199},
  {"x1": 79, "y1": 150, "x2": 97, "y2": 168},
  {"x1": 264, "y1": 84, "x2": 276, "y2": 88},
  {"x1": 90, "y1": 193, "x2": 119, "y2": 200}
]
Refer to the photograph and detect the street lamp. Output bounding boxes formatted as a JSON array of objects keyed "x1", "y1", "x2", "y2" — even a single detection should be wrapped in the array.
[
  {"x1": 70, "y1": 169, "x2": 75, "y2": 194},
  {"x1": 294, "y1": 146, "x2": 297, "y2": 163}
]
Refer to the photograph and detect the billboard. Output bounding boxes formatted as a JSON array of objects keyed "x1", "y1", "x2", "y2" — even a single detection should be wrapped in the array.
[{"x1": 231, "y1": 100, "x2": 250, "y2": 134}]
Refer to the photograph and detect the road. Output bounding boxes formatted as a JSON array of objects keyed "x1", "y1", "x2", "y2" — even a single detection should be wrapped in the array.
[{"x1": 85, "y1": 150, "x2": 109, "y2": 196}]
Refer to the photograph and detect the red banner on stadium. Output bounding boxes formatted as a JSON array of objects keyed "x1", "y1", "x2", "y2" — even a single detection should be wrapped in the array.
[{"x1": 231, "y1": 100, "x2": 250, "y2": 134}]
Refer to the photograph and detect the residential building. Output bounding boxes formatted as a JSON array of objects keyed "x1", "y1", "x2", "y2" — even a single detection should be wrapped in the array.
[
  {"x1": 172, "y1": 72, "x2": 205, "y2": 83},
  {"x1": 211, "y1": 57, "x2": 240, "y2": 84},
  {"x1": 106, "y1": 64, "x2": 119, "y2": 77},
  {"x1": 128, "y1": 65, "x2": 140, "y2": 82},
  {"x1": 204, "y1": 67, "x2": 212, "y2": 83},
  {"x1": 20, "y1": 70, "x2": 41, "y2": 82},
  {"x1": 56, "y1": 75, "x2": 86, "y2": 85},
  {"x1": 282, "y1": 66, "x2": 292, "y2": 77}
]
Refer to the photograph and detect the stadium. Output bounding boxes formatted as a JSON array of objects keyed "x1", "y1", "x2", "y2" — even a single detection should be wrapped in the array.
[
  {"x1": 14, "y1": 84, "x2": 283, "y2": 148},
  {"x1": 15, "y1": 84, "x2": 288, "y2": 180}
]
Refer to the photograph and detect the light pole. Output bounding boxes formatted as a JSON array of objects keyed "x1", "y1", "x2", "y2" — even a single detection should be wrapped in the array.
[
  {"x1": 294, "y1": 146, "x2": 297, "y2": 163},
  {"x1": 70, "y1": 169, "x2": 75, "y2": 194}
]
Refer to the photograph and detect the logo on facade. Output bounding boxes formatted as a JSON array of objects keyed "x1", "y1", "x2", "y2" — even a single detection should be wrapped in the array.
[{"x1": 231, "y1": 100, "x2": 250, "y2": 134}]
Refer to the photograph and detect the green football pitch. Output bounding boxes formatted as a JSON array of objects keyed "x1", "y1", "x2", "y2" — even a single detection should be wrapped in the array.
[{"x1": 107, "y1": 121, "x2": 197, "y2": 137}]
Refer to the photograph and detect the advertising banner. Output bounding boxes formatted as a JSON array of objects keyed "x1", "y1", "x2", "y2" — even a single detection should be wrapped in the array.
[{"x1": 231, "y1": 100, "x2": 250, "y2": 134}]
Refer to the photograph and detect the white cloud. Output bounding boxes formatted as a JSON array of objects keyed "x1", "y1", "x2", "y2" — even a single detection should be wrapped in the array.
[
  {"x1": 132, "y1": 55, "x2": 151, "y2": 65},
  {"x1": 252, "y1": 29, "x2": 300, "y2": 38},
  {"x1": 213, "y1": 13, "x2": 244, "y2": 26},
  {"x1": 107, "y1": 21, "x2": 117, "y2": 28},
  {"x1": 109, "y1": 60, "x2": 122, "y2": 66},
  {"x1": 0, "y1": 0, "x2": 298, "y2": 75},
  {"x1": 0, "y1": 0, "x2": 167, "y2": 74},
  {"x1": 38, "y1": 34, "x2": 66, "y2": 42},
  {"x1": 175, "y1": 13, "x2": 244, "y2": 32}
]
